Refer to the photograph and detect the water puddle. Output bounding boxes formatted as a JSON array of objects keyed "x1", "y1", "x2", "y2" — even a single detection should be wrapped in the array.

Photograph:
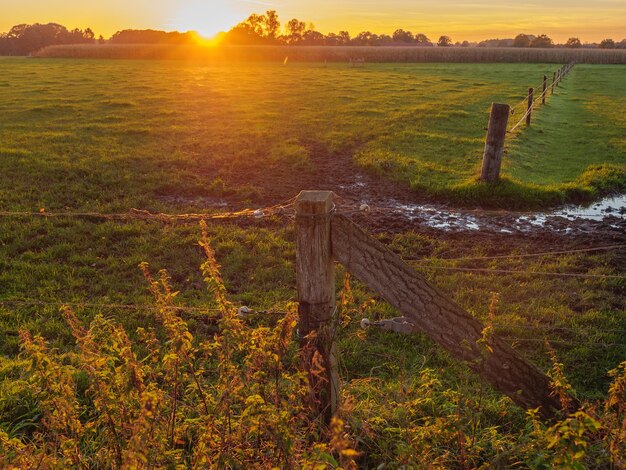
[{"x1": 380, "y1": 194, "x2": 626, "y2": 233}]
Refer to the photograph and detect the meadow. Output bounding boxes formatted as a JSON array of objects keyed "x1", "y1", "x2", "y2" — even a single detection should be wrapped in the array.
[
  {"x1": 0, "y1": 58, "x2": 625, "y2": 466},
  {"x1": 1, "y1": 58, "x2": 625, "y2": 211}
]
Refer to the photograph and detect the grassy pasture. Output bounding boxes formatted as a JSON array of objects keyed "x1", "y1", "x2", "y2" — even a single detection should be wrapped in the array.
[
  {"x1": 0, "y1": 58, "x2": 624, "y2": 211},
  {"x1": 0, "y1": 58, "x2": 625, "y2": 466}
]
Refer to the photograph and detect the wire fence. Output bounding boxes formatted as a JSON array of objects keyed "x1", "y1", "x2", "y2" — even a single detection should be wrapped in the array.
[{"x1": 507, "y1": 61, "x2": 575, "y2": 133}]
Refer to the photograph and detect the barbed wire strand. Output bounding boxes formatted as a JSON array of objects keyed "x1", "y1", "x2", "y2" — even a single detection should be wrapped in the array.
[
  {"x1": 404, "y1": 244, "x2": 626, "y2": 263},
  {"x1": 0, "y1": 299, "x2": 221, "y2": 313},
  {"x1": 0, "y1": 197, "x2": 298, "y2": 223},
  {"x1": 409, "y1": 264, "x2": 624, "y2": 279},
  {"x1": 507, "y1": 63, "x2": 573, "y2": 130}
]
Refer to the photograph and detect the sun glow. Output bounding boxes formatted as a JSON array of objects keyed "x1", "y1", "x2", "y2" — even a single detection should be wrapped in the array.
[{"x1": 169, "y1": 0, "x2": 241, "y2": 38}]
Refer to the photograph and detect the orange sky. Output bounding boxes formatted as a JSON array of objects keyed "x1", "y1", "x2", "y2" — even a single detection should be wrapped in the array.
[{"x1": 2, "y1": 0, "x2": 625, "y2": 43}]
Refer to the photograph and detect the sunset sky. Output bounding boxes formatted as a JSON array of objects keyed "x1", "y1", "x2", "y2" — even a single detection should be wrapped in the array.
[{"x1": 2, "y1": 0, "x2": 625, "y2": 43}]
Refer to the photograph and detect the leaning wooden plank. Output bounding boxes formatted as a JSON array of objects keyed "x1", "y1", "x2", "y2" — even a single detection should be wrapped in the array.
[{"x1": 331, "y1": 214, "x2": 564, "y2": 417}]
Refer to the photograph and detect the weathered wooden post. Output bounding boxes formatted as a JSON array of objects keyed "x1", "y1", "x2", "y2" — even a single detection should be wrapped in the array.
[
  {"x1": 295, "y1": 190, "x2": 338, "y2": 425},
  {"x1": 542, "y1": 75, "x2": 547, "y2": 104},
  {"x1": 526, "y1": 87, "x2": 534, "y2": 126},
  {"x1": 480, "y1": 103, "x2": 509, "y2": 182},
  {"x1": 551, "y1": 71, "x2": 556, "y2": 95}
]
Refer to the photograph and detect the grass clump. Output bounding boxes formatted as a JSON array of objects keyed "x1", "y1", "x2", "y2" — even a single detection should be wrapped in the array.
[{"x1": 430, "y1": 163, "x2": 626, "y2": 209}]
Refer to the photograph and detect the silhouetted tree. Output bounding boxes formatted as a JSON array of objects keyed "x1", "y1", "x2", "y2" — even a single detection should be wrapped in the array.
[
  {"x1": 564, "y1": 37, "x2": 581, "y2": 48},
  {"x1": 414, "y1": 33, "x2": 432, "y2": 46},
  {"x1": 392, "y1": 29, "x2": 413, "y2": 43},
  {"x1": 513, "y1": 33, "x2": 531, "y2": 47},
  {"x1": 530, "y1": 34, "x2": 553, "y2": 48},
  {"x1": 478, "y1": 38, "x2": 514, "y2": 47},
  {"x1": 222, "y1": 10, "x2": 284, "y2": 44},
  {"x1": 285, "y1": 18, "x2": 306, "y2": 44},
  {"x1": 437, "y1": 35, "x2": 452, "y2": 47},
  {"x1": 599, "y1": 38, "x2": 616, "y2": 49},
  {"x1": 378, "y1": 34, "x2": 393, "y2": 45},
  {"x1": 265, "y1": 10, "x2": 280, "y2": 39},
  {"x1": 353, "y1": 31, "x2": 378, "y2": 46},
  {"x1": 301, "y1": 29, "x2": 325, "y2": 45},
  {"x1": 0, "y1": 23, "x2": 95, "y2": 55},
  {"x1": 325, "y1": 31, "x2": 350, "y2": 46},
  {"x1": 109, "y1": 29, "x2": 196, "y2": 44}
]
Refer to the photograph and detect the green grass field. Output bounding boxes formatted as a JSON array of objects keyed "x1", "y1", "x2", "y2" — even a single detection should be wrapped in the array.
[
  {"x1": 1, "y1": 59, "x2": 624, "y2": 212},
  {"x1": 0, "y1": 58, "x2": 625, "y2": 466}
]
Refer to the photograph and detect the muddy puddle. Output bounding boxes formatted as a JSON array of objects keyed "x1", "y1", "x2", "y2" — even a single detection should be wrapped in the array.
[{"x1": 374, "y1": 194, "x2": 626, "y2": 234}]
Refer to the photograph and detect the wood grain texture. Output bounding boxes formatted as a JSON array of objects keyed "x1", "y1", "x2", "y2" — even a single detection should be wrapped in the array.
[
  {"x1": 331, "y1": 214, "x2": 563, "y2": 417},
  {"x1": 480, "y1": 103, "x2": 509, "y2": 182},
  {"x1": 295, "y1": 191, "x2": 339, "y2": 424}
]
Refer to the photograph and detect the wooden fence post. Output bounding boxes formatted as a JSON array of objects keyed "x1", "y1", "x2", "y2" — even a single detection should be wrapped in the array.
[
  {"x1": 295, "y1": 190, "x2": 339, "y2": 425},
  {"x1": 542, "y1": 75, "x2": 547, "y2": 104},
  {"x1": 480, "y1": 103, "x2": 510, "y2": 182},
  {"x1": 526, "y1": 87, "x2": 534, "y2": 126},
  {"x1": 551, "y1": 71, "x2": 556, "y2": 95}
]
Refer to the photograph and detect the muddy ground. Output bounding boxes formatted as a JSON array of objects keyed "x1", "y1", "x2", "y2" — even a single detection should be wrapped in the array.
[{"x1": 182, "y1": 148, "x2": 626, "y2": 249}]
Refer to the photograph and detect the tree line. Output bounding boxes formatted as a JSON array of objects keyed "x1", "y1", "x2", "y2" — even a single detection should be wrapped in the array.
[
  {"x1": 1, "y1": 14, "x2": 625, "y2": 56},
  {"x1": 0, "y1": 23, "x2": 98, "y2": 55}
]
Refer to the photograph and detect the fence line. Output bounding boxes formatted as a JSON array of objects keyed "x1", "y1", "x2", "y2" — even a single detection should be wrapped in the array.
[
  {"x1": 507, "y1": 61, "x2": 575, "y2": 134},
  {"x1": 480, "y1": 61, "x2": 575, "y2": 181}
]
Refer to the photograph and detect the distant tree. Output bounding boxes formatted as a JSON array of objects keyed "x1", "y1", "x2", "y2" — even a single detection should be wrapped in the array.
[
  {"x1": 530, "y1": 34, "x2": 553, "y2": 48},
  {"x1": 244, "y1": 13, "x2": 266, "y2": 37},
  {"x1": 460, "y1": 40, "x2": 471, "y2": 47},
  {"x1": 222, "y1": 23, "x2": 262, "y2": 44},
  {"x1": 324, "y1": 32, "x2": 341, "y2": 46},
  {"x1": 437, "y1": 35, "x2": 452, "y2": 47},
  {"x1": 411, "y1": 33, "x2": 432, "y2": 47},
  {"x1": 618, "y1": 39, "x2": 626, "y2": 49},
  {"x1": 285, "y1": 18, "x2": 306, "y2": 44},
  {"x1": 564, "y1": 37, "x2": 582, "y2": 48},
  {"x1": 392, "y1": 29, "x2": 413, "y2": 43},
  {"x1": 414, "y1": 33, "x2": 431, "y2": 45},
  {"x1": 338, "y1": 31, "x2": 351, "y2": 45},
  {"x1": 353, "y1": 31, "x2": 378, "y2": 46},
  {"x1": 0, "y1": 23, "x2": 96, "y2": 55},
  {"x1": 222, "y1": 10, "x2": 283, "y2": 44},
  {"x1": 513, "y1": 33, "x2": 531, "y2": 47},
  {"x1": 301, "y1": 29, "x2": 325, "y2": 45},
  {"x1": 264, "y1": 10, "x2": 280, "y2": 38},
  {"x1": 377, "y1": 34, "x2": 393, "y2": 45},
  {"x1": 109, "y1": 29, "x2": 196, "y2": 44},
  {"x1": 325, "y1": 31, "x2": 351, "y2": 46},
  {"x1": 83, "y1": 28, "x2": 95, "y2": 40},
  {"x1": 599, "y1": 38, "x2": 616, "y2": 49},
  {"x1": 97, "y1": 35, "x2": 105, "y2": 44},
  {"x1": 478, "y1": 38, "x2": 514, "y2": 47}
]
